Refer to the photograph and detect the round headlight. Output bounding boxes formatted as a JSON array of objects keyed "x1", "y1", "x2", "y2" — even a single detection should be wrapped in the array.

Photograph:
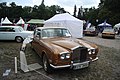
[
  {"x1": 60, "y1": 54, "x2": 66, "y2": 59},
  {"x1": 88, "y1": 49, "x2": 92, "y2": 54},
  {"x1": 66, "y1": 53, "x2": 70, "y2": 58},
  {"x1": 60, "y1": 52, "x2": 71, "y2": 59},
  {"x1": 91, "y1": 49, "x2": 95, "y2": 54},
  {"x1": 88, "y1": 49, "x2": 95, "y2": 54},
  {"x1": 88, "y1": 51, "x2": 92, "y2": 54}
]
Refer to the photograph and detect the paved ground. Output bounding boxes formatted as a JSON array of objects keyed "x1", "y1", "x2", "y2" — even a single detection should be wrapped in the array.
[
  {"x1": 83, "y1": 34, "x2": 120, "y2": 50},
  {"x1": 0, "y1": 35, "x2": 120, "y2": 80}
]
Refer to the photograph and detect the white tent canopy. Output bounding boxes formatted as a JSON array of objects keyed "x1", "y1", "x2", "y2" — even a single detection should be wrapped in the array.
[
  {"x1": 17, "y1": 17, "x2": 25, "y2": 24},
  {"x1": 44, "y1": 13, "x2": 83, "y2": 38},
  {"x1": 1, "y1": 17, "x2": 13, "y2": 24},
  {"x1": 114, "y1": 23, "x2": 120, "y2": 29},
  {"x1": 98, "y1": 22, "x2": 112, "y2": 27}
]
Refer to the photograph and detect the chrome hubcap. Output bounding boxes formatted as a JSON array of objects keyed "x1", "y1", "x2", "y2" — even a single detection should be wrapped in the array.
[{"x1": 16, "y1": 37, "x2": 22, "y2": 42}]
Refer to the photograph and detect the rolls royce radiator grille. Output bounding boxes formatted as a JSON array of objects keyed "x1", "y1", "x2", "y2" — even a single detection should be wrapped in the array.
[{"x1": 72, "y1": 47, "x2": 88, "y2": 63}]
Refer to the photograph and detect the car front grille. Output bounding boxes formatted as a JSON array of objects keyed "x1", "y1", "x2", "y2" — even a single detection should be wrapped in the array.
[{"x1": 72, "y1": 47, "x2": 88, "y2": 63}]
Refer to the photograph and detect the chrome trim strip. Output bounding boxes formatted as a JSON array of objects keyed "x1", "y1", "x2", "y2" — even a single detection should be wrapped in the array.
[
  {"x1": 50, "y1": 64, "x2": 70, "y2": 68},
  {"x1": 50, "y1": 61, "x2": 90, "y2": 69},
  {"x1": 71, "y1": 45, "x2": 80, "y2": 50},
  {"x1": 60, "y1": 51, "x2": 70, "y2": 55},
  {"x1": 92, "y1": 57, "x2": 98, "y2": 62},
  {"x1": 72, "y1": 61, "x2": 90, "y2": 66}
]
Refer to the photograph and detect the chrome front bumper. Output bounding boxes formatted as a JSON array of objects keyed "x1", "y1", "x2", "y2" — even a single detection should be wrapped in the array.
[
  {"x1": 50, "y1": 61, "x2": 90, "y2": 68},
  {"x1": 50, "y1": 64, "x2": 71, "y2": 68},
  {"x1": 50, "y1": 57, "x2": 98, "y2": 69},
  {"x1": 91, "y1": 57, "x2": 98, "y2": 62}
]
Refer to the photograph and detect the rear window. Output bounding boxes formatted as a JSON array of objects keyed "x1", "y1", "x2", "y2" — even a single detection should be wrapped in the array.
[{"x1": 103, "y1": 29, "x2": 114, "y2": 32}]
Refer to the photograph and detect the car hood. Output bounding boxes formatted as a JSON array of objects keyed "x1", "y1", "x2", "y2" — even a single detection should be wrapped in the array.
[{"x1": 42, "y1": 37, "x2": 96, "y2": 51}]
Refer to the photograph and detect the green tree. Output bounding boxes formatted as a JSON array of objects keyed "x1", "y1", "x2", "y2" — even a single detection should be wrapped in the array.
[
  {"x1": 30, "y1": 5, "x2": 39, "y2": 18},
  {"x1": 0, "y1": 2, "x2": 7, "y2": 18},
  {"x1": 84, "y1": 7, "x2": 99, "y2": 26},
  {"x1": 98, "y1": 0, "x2": 120, "y2": 25},
  {"x1": 73, "y1": 5, "x2": 77, "y2": 17},
  {"x1": 38, "y1": 3, "x2": 45, "y2": 19},
  {"x1": 0, "y1": 1, "x2": 67, "y2": 21},
  {"x1": 9, "y1": 2, "x2": 16, "y2": 7},
  {"x1": 78, "y1": 8, "x2": 81, "y2": 19},
  {"x1": 22, "y1": 6, "x2": 32, "y2": 18}
]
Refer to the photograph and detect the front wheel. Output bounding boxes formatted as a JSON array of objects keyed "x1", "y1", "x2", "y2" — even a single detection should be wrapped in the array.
[
  {"x1": 42, "y1": 54, "x2": 52, "y2": 73},
  {"x1": 15, "y1": 36, "x2": 23, "y2": 42}
]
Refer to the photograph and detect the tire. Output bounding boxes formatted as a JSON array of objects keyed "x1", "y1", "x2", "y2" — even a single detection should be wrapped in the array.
[
  {"x1": 42, "y1": 54, "x2": 52, "y2": 73},
  {"x1": 15, "y1": 36, "x2": 23, "y2": 42}
]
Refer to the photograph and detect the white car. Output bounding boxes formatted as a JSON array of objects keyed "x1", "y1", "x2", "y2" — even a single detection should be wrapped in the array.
[{"x1": 0, "y1": 26, "x2": 33, "y2": 42}]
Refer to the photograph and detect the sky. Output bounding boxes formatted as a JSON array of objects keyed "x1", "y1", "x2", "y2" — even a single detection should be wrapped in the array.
[{"x1": 1, "y1": 0, "x2": 100, "y2": 14}]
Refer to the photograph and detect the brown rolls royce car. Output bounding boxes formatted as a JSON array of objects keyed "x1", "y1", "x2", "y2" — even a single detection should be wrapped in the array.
[{"x1": 31, "y1": 27, "x2": 99, "y2": 73}]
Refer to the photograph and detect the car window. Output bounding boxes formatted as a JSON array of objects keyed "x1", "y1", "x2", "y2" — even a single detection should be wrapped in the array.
[
  {"x1": 0, "y1": 27, "x2": 15, "y2": 32},
  {"x1": 103, "y1": 29, "x2": 114, "y2": 32},
  {"x1": 42, "y1": 28, "x2": 71, "y2": 38},
  {"x1": 35, "y1": 29, "x2": 41, "y2": 38},
  {"x1": 0, "y1": 27, "x2": 6, "y2": 32}
]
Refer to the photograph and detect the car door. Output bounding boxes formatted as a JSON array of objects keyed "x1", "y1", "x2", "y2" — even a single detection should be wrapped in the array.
[
  {"x1": 0, "y1": 27, "x2": 7, "y2": 40},
  {"x1": 33, "y1": 29, "x2": 42, "y2": 54},
  {"x1": 4, "y1": 27, "x2": 16, "y2": 40}
]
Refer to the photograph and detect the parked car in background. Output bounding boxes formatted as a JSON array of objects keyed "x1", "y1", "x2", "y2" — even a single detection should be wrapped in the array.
[
  {"x1": 31, "y1": 27, "x2": 99, "y2": 73},
  {"x1": 0, "y1": 26, "x2": 33, "y2": 42},
  {"x1": 83, "y1": 27, "x2": 98, "y2": 36},
  {"x1": 102, "y1": 28, "x2": 115, "y2": 39}
]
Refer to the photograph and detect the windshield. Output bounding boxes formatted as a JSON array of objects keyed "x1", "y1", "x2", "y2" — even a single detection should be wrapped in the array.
[{"x1": 42, "y1": 28, "x2": 71, "y2": 38}]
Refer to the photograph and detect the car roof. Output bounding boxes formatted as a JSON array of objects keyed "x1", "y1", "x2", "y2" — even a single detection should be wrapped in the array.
[
  {"x1": 36, "y1": 27, "x2": 67, "y2": 30},
  {"x1": 0, "y1": 26, "x2": 21, "y2": 28}
]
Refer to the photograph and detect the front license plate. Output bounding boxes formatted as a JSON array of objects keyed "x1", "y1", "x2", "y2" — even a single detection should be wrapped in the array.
[{"x1": 73, "y1": 62, "x2": 89, "y2": 70}]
